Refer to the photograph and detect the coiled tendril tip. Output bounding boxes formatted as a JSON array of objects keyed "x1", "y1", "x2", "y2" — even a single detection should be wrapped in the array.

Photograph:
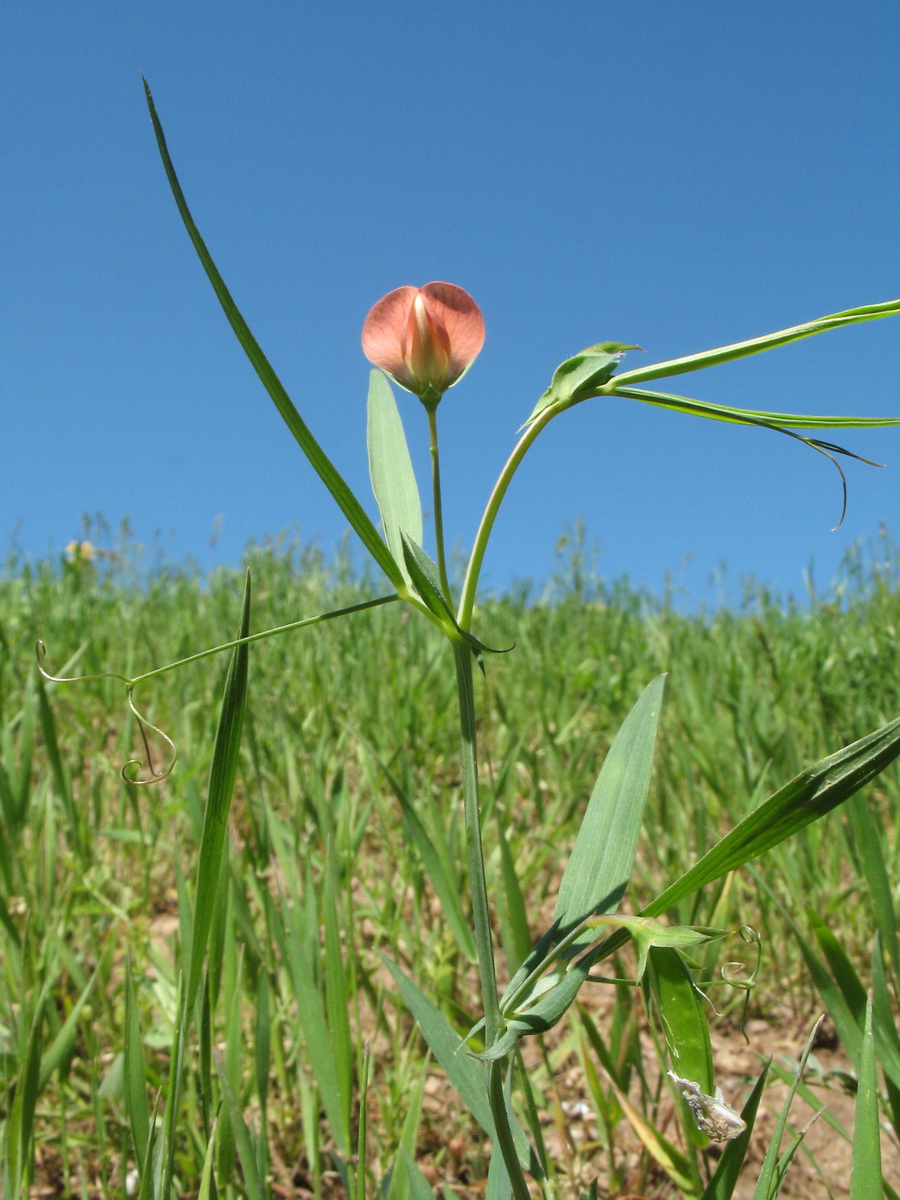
[{"x1": 122, "y1": 686, "x2": 177, "y2": 785}]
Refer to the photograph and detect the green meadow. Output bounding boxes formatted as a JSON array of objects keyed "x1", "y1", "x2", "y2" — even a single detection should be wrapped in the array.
[{"x1": 1, "y1": 526, "x2": 898, "y2": 1198}]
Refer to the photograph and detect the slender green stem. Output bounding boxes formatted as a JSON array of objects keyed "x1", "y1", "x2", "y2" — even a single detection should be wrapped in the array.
[
  {"x1": 453, "y1": 638, "x2": 499, "y2": 1041},
  {"x1": 427, "y1": 407, "x2": 453, "y2": 602},
  {"x1": 489, "y1": 1060, "x2": 533, "y2": 1200},
  {"x1": 453, "y1": 639, "x2": 533, "y2": 1199},
  {"x1": 457, "y1": 404, "x2": 560, "y2": 630}
]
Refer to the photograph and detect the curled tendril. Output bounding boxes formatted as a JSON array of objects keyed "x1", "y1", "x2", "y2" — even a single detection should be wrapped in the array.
[
  {"x1": 122, "y1": 685, "x2": 177, "y2": 785},
  {"x1": 35, "y1": 641, "x2": 177, "y2": 785}
]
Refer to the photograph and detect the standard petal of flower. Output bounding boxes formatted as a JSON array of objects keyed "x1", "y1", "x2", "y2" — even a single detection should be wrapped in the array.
[
  {"x1": 361, "y1": 285, "x2": 420, "y2": 388},
  {"x1": 420, "y1": 282, "x2": 485, "y2": 386}
]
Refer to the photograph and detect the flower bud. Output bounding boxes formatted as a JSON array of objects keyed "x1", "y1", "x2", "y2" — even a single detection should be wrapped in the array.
[{"x1": 362, "y1": 282, "x2": 485, "y2": 408}]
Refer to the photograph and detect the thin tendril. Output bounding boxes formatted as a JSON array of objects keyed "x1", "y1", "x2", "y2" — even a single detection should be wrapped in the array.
[
  {"x1": 122, "y1": 685, "x2": 178, "y2": 785},
  {"x1": 36, "y1": 640, "x2": 133, "y2": 687}
]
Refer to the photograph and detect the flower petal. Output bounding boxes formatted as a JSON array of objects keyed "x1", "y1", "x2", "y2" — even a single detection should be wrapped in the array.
[
  {"x1": 420, "y1": 282, "x2": 485, "y2": 385},
  {"x1": 361, "y1": 285, "x2": 420, "y2": 388}
]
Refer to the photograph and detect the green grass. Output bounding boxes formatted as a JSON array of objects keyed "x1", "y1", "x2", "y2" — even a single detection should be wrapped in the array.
[{"x1": 1, "y1": 521, "x2": 898, "y2": 1198}]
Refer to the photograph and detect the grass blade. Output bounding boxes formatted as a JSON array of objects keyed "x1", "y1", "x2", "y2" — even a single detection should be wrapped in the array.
[
  {"x1": 324, "y1": 852, "x2": 353, "y2": 1150},
  {"x1": 124, "y1": 954, "x2": 151, "y2": 1179},
  {"x1": 701, "y1": 1063, "x2": 770, "y2": 1200},
  {"x1": 2, "y1": 989, "x2": 46, "y2": 1200},
  {"x1": 215, "y1": 1047, "x2": 263, "y2": 1200},
  {"x1": 376, "y1": 755, "x2": 477, "y2": 960},
  {"x1": 186, "y1": 571, "x2": 252, "y2": 1011},
  {"x1": 160, "y1": 572, "x2": 252, "y2": 1200},
  {"x1": 278, "y1": 887, "x2": 350, "y2": 1156},
  {"x1": 846, "y1": 792, "x2": 900, "y2": 981},
  {"x1": 750, "y1": 1017, "x2": 822, "y2": 1200},
  {"x1": 849, "y1": 994, "x2": 881, "y2": 1200}
]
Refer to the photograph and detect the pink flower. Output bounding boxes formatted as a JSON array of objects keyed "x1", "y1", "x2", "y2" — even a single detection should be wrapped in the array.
[{"x1": 362, "y1": 282, "x2": 485, "y2": 407}]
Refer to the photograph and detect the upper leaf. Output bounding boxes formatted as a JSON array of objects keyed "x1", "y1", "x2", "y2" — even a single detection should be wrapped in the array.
[{"x1": 367, "y1": 370, "x2": 423, "y2": 588}]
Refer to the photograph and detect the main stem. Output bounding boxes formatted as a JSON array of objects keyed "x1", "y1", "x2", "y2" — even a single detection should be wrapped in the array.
[
  {"x1": 453, "y1": 639, "x2": 532, "y2": 1200},
  {"x1": 453, "y1": 638, "x2": 499, "y2": 1041}
]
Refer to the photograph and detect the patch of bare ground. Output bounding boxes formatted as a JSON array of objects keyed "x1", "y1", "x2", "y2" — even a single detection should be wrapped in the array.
[{"x1": 379, "y1": 997, "x2": 899, "y2": 1199}]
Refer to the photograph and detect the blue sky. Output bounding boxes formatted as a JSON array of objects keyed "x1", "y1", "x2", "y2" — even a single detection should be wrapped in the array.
[{"x1": 4, "y1": 3, "x2": 899, "y2": 605}]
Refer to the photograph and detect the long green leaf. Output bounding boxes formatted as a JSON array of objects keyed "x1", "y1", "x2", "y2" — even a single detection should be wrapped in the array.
[
  {"x1": 647, "y1": 946, "x2": 714, "y2": 1096},
  {"x1": 484, "y1": 958, "x2": 592, "y2": 1060},
  {"x1": 381, "y1": 954, "x2": 494, "y2": 1134},
  {"x1": 611, "y1": 383, "x2": 900, "y2": 433},
  {"x1": 276, "y1": 885, "x2": 350, "y2": 1156},
  {"x1": 606, "y1": 298, "x2": 900, "y2": 390},
  {"x1": 324, "y1": 853, "x2": 353, "y2": 1149},
  {"x1": 555, "y1": 675, "x2": 665, "y2": 941},
  {"x1": 386, "y1": 1066, "x2": 427, "y2": 1200},
  {"x1": 645, "y1": 713, "x2": 900, "y2": 917},
  {"x1": 808, "y1": 914, "x2": 900, "y2": 1093},
  {"x1": 490, "y1": 678, "x2": 669, "y2": 1048},
  {"x1": 402, "y1": 1148, "x2": 443, "y2": 1200},
  {"x1": 215, "y1": 1047, "x2": 263, "y2": 1200},
  {"x1": 871, "y1": 935, "x2": 900, "y2": 1134},
  {"x1": 367, "y1": 370, "x2": 422, "y2": 587},
  {"x1": 38, "y1": 958, "x2": 102, "y2": 1092},
  {"x1": 144, "y1": 81, "x2": 404, "y2": 590},
  {"x1": 496, "y1": 818, "x2": 531, "y2": 976}
]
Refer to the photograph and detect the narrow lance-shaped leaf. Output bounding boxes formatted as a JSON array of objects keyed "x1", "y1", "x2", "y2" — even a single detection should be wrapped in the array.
[
  {"x1": 610, "y1": 383, "x2": 889, "y2": 527},
  {"x1": 610, "y1": 383, "x2": 900, "y2": 433},
  {"x1": 644, "y1": 711, "x2": 900, "y2": 918},
  {"x1": 400, "y1": 533, "x2": 500, "y2": 663},
  {"x1": 144, "y1": 81, "x2": 404, "y2": 590},
  {"x1": 555, "y1": 674, "x2": 665, "y2": 943},
  {"x1": 750, "y1": 1018, "x2": 823, "y2": 1200},
  {"x1": 606, "y1": 298, "x2": 900, "y2": 390},
  {"x1": 124, "y1": 955, "x2": 151, "y2": 1177},
  {"x1": 701, "y1": 1064, "x2": 770, "y2": 1200},
  {"x1": 367, "y1": 369, "x2": 423, "y2": 586},
  {"x1": 645, "y1": 946, "x2": 715, "y2": 1100}
]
